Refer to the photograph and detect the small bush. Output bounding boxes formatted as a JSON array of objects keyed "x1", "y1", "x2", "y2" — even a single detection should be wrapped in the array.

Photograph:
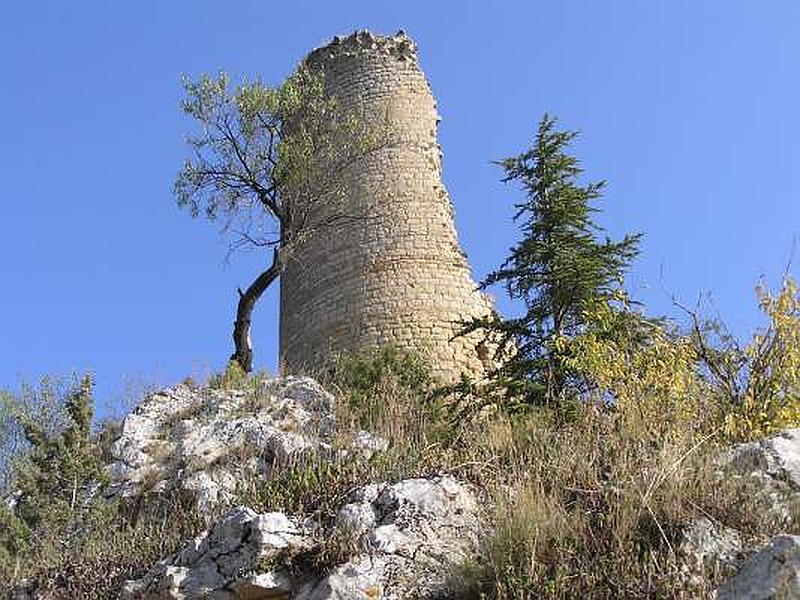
[
  {"x1": 323, "y1": 346, "x2": 448, "y2": 441},
  {"x1": 208, "y1": 359, "x2": 250, "y2": 390},
  {"x1": 716, "y1": 277, "x2": 800, "y2": 440},
  {"x1": 0, "y1": 374, "x2": 113, "y2": 583}
]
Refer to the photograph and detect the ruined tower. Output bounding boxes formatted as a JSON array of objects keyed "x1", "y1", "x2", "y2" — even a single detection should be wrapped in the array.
[{"x1": 279, "y1": 31, "x2": 494, "y2": 383}]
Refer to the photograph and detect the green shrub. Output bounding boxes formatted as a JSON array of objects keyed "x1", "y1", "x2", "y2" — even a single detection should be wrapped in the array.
[
  {"x1": 0, "y1": 374, "x2": 114, "y2": 582},
  {"x1": 324, "y1": 346, "x2": 446, "y2": 439},
  {"x1": 208, "y1": 359, "x2": 251, "y2": 390}
]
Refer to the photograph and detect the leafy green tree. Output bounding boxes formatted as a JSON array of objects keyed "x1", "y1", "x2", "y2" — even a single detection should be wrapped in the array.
[
  {"x1": 1, "y1": 377, "x2": 71, "y2": 493},
  {"x1": 175, "y1": 67, "x2": 373, "y2": 372},
  {"x1": 467, "y1": 114, "x2": 642, "y2": 408},
  {"x1": 0, "y1": 375, "x2": 107, "y2": 568}
]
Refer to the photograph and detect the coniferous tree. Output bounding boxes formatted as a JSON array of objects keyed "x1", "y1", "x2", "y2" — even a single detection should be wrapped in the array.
[
  {"x1": 1, "y1": 375, "x2": 106, "y2": 562},
  {"x1": 468, "y1": 114, "x2": 642, "y2": 408}
]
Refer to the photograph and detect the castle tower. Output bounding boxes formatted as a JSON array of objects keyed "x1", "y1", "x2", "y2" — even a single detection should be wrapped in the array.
[{"x1": 279, "y1": 31, "x2": 494, "y2": 383}]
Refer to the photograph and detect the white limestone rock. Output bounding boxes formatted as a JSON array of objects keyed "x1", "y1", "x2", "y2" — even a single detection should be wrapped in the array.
[
  {"x1": 715, "y1": 535, "x2": 800, "y2": 599},
  {"x1": 350, "y1": 430, "x2": 390, "y2": 459},
  {"x1": 107, "y1": 377, "x2": 347, "y2": 512},
  {"x1": 722, "y1": 428, "x2": 800, "y2": 523},
  {"x1": 298, "y1": 474, "x2": 483, "y2": 599},
  {"x1": 725, "y1": 429, "x2": 800, "y2": 487},
  {"x1": 298, "y1": 555, "x2": 388, "y2": 600},
  {"x1": 123, "y1": 475, "x2": 482, "y2": 600},
  {"x1": 680, "y1": 516, "x2": 745, "y2": 586},
  {"x1": 120, "y1": 506, "x2": 305, "y2": 599}
]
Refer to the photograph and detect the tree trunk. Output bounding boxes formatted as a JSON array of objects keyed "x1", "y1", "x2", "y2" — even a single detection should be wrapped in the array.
[{"x1": 231, "y1": 248, "x2": 280, "y2": 373}]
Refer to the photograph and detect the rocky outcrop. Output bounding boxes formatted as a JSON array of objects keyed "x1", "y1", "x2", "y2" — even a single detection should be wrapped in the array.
[
  {"x1": 121, "y1": 475, "x2": 483, "y2": 600},
  {"x1": 105, "y1": 375, "x2": 483, "y2": 599},
  {"x1": 697, "y1": 429, "x2": 800, "y2": 597},
  {"x1": 107, "y1": 377, "x2": 366, "y2": 512},
  {"x1": 120, "y1": 507, "x2": 305, "y2": 599},
  {"x1": 680, "y1": 516, "x2": 745, "y2": 583},
  {"x1": 716, "y1": 535, "x2": 800, "y2": 599},
  {"x1": 300, "y1": 475, "x2": 482, "y2": 599},
  {"x1": 721, "y1": 428, "x2": 800, "y2": 524},
  {"x1": 43, "y1": 376, "x2": 800, "y2": 598}
]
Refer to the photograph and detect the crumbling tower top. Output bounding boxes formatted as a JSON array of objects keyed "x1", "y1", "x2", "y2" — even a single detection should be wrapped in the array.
[{"x1": 305, "y1": 30, "x2": 419, "y2": 66}]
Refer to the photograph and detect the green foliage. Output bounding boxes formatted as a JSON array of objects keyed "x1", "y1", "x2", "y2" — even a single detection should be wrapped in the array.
[
  {"x1": 559, "y1": 274, "x2": 800, "y2": 446},
  {"x1": 330, "y1": 346, "x2": 433, "y2": 405},
  {"x1": 174, "y1": 66, "x2": 379, "y2": 372},
  {"x1": 241, "y1": 455, "x2": 369, "y2": 518},
  {"x1": 208, "y1": 359, "x2": 250, "y2": 390},
  {"x1": 0, "y1": 390, "x2": 23, "y2": 491},
  {"x1": 1, "y1": 377, "x2": 71, "y2": 486},
  {"x1": 566, "y1": 297, "x2": 712, "y2": 441},
  {"x1": 324, "y1": 346, "x2": 452, "y2": 442},
  {"x1": 464, "y1": 114, "x2": 642, "y2": 409},
  {"x1": 174, "y1": 66, "x2": 376, "y2": 250},
  {"x1": 0, "y1": 375, "x2": 111, "y2": 580}
]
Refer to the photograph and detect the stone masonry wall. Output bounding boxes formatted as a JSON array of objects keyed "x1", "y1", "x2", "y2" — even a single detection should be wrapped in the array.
[{"x1": 279, "y1": 31, "x2": 495, "y2": 383}]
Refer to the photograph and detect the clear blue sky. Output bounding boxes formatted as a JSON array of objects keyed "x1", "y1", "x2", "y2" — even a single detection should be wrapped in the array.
[{"x1": 1, "y1": 2, "x2": 798, "y2": 416}]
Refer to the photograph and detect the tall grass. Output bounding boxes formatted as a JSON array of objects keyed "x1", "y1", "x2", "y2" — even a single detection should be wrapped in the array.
[{"x1": 2, "y1": 346, "x2": 797, "y2": 598}]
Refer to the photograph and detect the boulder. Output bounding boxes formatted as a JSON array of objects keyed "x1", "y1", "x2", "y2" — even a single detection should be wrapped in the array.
[
  {"x1": 120, "y1": 506, "x2": 305, "y2": 599},
  {"x1": 122, "y1": 474, "x2": 483, "y2": 600},
  {"x1": 681, "y1": 516, "x2": 745, "y2": 576},
  {"x1": 106, "y1": 377, "x2": 376, "y2": 512},
  {"x1": 722, "y1": 428, "x2": 800, "y2": 524},
  {"x1": 296, "y1": 475, "x2": 483, "y2": 599},
  {"x1": 671, "y1": 429, "x2": 800, "y2": 597},
  {"x1": 725, "y1": 429, "x2": 800, "y2": 486},
  {"x1": 715, "y1": 535, "x2": 800, "y2": 599}
]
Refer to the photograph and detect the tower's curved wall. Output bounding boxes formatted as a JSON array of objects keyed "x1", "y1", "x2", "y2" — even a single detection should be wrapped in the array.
[{"x1": 279, "y1": 31, "x2": 494, "y2": 382}]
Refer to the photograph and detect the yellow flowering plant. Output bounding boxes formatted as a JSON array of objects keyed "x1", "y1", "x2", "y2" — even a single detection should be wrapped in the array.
[
  {"x1": 564, "y1": 294, "x2": 709, "y2": 440},
  {"x1": 721, "y1": 277, "x2": 800, "y2": 439}
]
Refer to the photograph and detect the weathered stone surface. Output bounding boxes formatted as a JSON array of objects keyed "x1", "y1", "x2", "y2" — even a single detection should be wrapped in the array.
[
  {"x1": 722, "y1": 428, "x2": 800, "y2": 523},
  {"x1": 725, "y1": 429, "x2": 800, "y2": 487},
  {"x1": 350, "y1": 430, "x2": 390, "y2": 460},
  {"x1": 120, "y1": 507, "x2": 304, "y2": 599},
  {"x1": 680, "y1": 516, "x2": 745, "y2": 586},
  {"x1": 296, "y1": 475, "x2": 482, "y2": 599},
  {"x1": 123, "y1": 475, "x2": 482, "y2": 600},
  {"x1": 715, "y1": 535, "x2": 800, "y2": 599},
  {"x1": 106, "y1": 377, "x2": 367, "y2": 512}
]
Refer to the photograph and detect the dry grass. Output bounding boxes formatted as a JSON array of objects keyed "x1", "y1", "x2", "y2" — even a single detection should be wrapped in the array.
[
  {"x1": 459, "y1": 412, "x2": 778, "y2": 599},
  {"x1": 3, "y1": 347, "x2": 797, "y2": 598},
  {"x1": 246, "y1": 349, "x2": 793, "y2": 598},
  {"x1": 3, "y1": 491, "x2": 207, "y2": 599}
]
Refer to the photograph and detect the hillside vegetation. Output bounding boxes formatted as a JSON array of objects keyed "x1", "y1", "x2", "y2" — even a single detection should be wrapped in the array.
[
  {"x1": 2, "y1": 116, "x2": 799, "y2": 598},
  {"x1": 2, "y1": 279, "x2": 799, "y2": 598}
]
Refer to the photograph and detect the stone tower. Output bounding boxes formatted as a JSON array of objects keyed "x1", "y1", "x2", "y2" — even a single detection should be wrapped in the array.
[{"x1": 279, "y1": 31, "x2": 494, "y2": 383}]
